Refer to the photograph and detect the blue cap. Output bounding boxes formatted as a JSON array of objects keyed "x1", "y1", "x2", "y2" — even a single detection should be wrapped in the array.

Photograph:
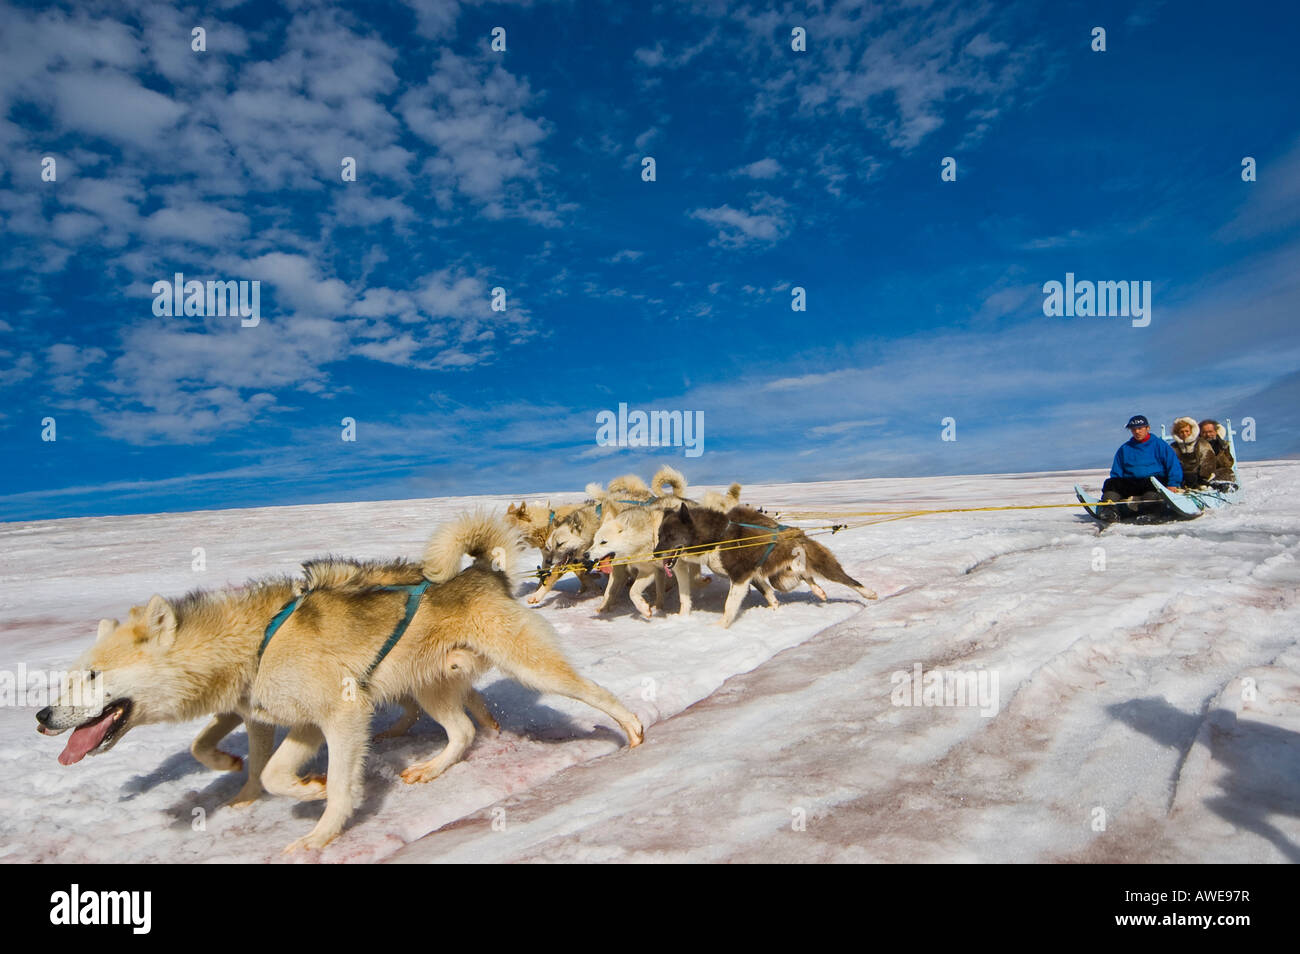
[{"x1": 1125, "y1": 415, "x2": 1149, "y2": 429}]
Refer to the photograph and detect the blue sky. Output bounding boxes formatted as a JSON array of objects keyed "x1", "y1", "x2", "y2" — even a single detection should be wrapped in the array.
[{"x1": 1, "y1": 0, "x2": 1298, "y2": 520}]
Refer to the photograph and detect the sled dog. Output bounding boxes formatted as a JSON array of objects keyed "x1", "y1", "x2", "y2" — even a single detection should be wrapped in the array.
[
  {"x1": 39, "y1": 514, "x2": 643, "y2": 851},
  {"x1": 33, "y1": 558, "x2": 492, "y2": 803},
  {"x1": 508, "y1": 500, "x2": 602, "y2": 599},
  {"x1": 584, "y1": 468, "x2": 741, "y2": 617},
  {"x1": 528, "y1": 468, "x2": 739, "y2": 607},
  {"x1": 655, "y1": 503, "x2": 877, "y2": 626}
]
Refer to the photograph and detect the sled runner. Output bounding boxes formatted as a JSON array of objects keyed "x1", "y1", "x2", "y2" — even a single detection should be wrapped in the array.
[
  {"x1": 1148, "y1": 476, "x2": 1243, "y2": 517},
  {"x1": 1147, "y1": 476, "x2": 1204, "y2": 519},
  {"x1": 1074, "y1": 485, "x2": 1106, "y2": 521},
  {"x1": 1075, "y1": 484, "x2": 1165, "y2": 524}
]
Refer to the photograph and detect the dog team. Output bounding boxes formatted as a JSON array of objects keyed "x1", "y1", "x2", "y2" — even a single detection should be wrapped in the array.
[
  {"x1": 509, "y1": 465, "x2": 875, "y2": 626},
  {"x1": 36, "y1": 470, "x2": 872, "y2": 852}
]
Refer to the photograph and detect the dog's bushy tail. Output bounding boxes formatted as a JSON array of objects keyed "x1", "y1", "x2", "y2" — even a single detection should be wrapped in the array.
[
  {"x1": 805, "y1": 538, "x2": 877, "y2": 599},
  {"x1": 607, "y1": 473, "x2": 651, "y2": 498},
  {"x1": 651, "y1": 465, "x2": 688, "y2": 499},
  {"x1": 296, "y1": 557, "x2": 425, "y2": 596},
  {"x1": 700, "y1": 482, "x2": 743, "y2": 511},
  {"x1": 423, "y1": 511, "x2": 526, "y2": 584}
]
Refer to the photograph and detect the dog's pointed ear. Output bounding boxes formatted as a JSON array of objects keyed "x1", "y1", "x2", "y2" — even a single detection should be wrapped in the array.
[
  {"x1": 96, "y1": 618, "x2": 118, "y2": 643},
  {"x1": 144, "y1": 595, "x2": 177, "y2": 650},
  {"x1": 517, "y1": 501, "x2": 528, "y2": 517},
  {"x1": 678, "y1": 501, "x2": 691, "y2": 523},
  {"x1": 507, "y1": 502, "x2": 518, "y2": 515}
]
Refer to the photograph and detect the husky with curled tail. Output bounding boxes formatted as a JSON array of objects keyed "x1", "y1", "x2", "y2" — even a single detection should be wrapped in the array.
[
  {"x1": 248, "y1": 511, "x2": 643, "y2": 851},
  {"x1": 39, "y1": 513, "x2": 642, "y2": 854},
  {"x1": 528, "y1": 481, "x2": 618, "y2": 605},
  {"x1": 655, "y1": 503, "x2": 877, "y2": 626},
  {"x1": 585, "y1": 467, "x2": 742, "y2": 617},
  {"x1": 292, "y1": 558, "x2": 500, "y2": 741}
]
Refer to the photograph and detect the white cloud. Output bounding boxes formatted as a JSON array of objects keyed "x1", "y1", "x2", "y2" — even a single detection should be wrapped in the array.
[
  {"x1": 689, "y1": 193, "x2": 790, "y2": 248},
  {"x1": 50, "y1": 70, "x2": 186, "y2": 145},
  {"x1": 733, "y1": 158, "x2": 783, "y2": 179},
  {"x1": 140, "y1": 205, "x2": 251, "y2": 247},
  {"x1": 400, "y1": 51, "x2": 556, "y2": 223},
  {"x1": 729, "y1": 0, "x2": 1040, "y2": 152}
]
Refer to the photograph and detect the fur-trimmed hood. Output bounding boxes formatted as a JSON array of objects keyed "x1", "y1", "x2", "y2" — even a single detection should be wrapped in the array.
[
  {"x1": 1169, "y1": 416, "x2": 1204, "y2": 453},
  {"x1": 1171, "y1": 416, "x2": 1198, "y2": 439}
]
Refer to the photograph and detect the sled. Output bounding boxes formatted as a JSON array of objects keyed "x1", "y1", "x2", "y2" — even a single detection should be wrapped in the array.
[
  {"x1": 1079, "y1": 419, "x2": 1244, "y2": 523},
  {"x1": 1074, "y1": 485, "x2": 1106, "y2": 521},
  {"x1": 1148, "y1": 477, "x2": 1243, "y2": 516},
  {"x1": 1148, "y1": 477, "x2": 1204, "y2": 519}
]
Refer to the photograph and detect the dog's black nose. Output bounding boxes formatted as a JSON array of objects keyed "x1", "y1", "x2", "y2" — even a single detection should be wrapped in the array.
[{"x1": 36, "y1": 707, "x2": 52, "y2": 725}]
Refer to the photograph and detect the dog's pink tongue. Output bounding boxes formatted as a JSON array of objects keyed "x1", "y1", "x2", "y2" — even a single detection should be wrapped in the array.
[
  {"x1": 597, "y1": 557, "x2": 612, "y2": 575},
  {"x1": 58, "y1": 711, "x2": 115, "y2": 765}
]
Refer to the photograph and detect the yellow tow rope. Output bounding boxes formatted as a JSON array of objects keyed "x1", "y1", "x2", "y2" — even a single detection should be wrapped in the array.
[
  {"x1": 536, "y1": 496, "x2": 1128, "y2": 579},
  {"x1": 773, "y1": 499, "x2": 1134, "y2": 520}
]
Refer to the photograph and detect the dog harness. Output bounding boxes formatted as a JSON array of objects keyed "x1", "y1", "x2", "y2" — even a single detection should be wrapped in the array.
[
  {"x1": 729, "y1": 521, "x2": 792, "y2": 567},
  {"x1": 260, "y1": 581, "x2": 431, "y2": 689},
  {"x1": 534, "y1": 502, "x2": 602, "y2": 581}
]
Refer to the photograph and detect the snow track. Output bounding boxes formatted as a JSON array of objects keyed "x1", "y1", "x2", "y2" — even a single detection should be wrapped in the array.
[{"x1": 2, "y1": 464, "x2": 1297, "y2": 862}]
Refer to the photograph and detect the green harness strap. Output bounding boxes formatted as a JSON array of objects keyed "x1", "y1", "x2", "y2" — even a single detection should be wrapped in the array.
[
  {"x1": 259, "y1": 596, "x2": 304, "y2": 659},
  {"x1": 259, "y1": 581, "x2": 431, "y2": 689},
  {"x1": 730, "y1": 521, "x2": 791, "y2": 567}
]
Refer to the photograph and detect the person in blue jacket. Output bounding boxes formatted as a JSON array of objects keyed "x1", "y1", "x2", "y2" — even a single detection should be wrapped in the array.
[{"x1": 1099, "y1": 414, "x2": 1183, "y2": 521}]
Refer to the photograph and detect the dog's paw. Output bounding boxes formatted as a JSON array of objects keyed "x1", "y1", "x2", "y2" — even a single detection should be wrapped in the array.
[
  {"x1": 283, "y1": 832, "x2": 334, "y2": 854},
  {"x1": 279, "y1": 774, "x2": 327, "y2": 800},
  {"x1": 399, "y1": 761, "x2": 444, "y2": 785},
  {"x1": 217, "y1": 751, "x2": 244, "y2": 772},
  {"x1": 195, "y1": 749, "x2": 243, "y2": 772},
  {"x1": 225, "y1": 785, "x2": 263, "y2": 808},
  {"x1": 525, "y1": 593, "x2": 542, "y2": 605}
]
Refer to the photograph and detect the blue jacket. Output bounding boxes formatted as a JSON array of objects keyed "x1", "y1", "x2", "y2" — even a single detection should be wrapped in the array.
[{"x1": 1111, "y1": 435, "x2": 1183, "y2": 485}]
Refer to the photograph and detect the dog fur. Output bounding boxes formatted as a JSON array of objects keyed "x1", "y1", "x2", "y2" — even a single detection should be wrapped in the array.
[
  {"x1": 39, "y1": 513, "x2": 643, "y2": 852},
  {"x1": 506, "y1": 501, "x2": 603, "y2": 599},
  {"x1": 583, "y1": 468, "x2": 741, "y2": 617},
  {"x1": 527, "y1": 487, "x2": 610, "y2": 604},
  {"x1": 293, "y1": 557, "x2": 500, "y2": 740},
  {"x1": 655, "y1": 503, "x2": 877, "y2": 626}
]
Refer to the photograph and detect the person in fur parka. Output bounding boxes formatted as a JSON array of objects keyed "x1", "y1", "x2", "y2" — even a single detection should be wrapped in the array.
[
  {"x1": 1169, "y1": 416, "x2": 1217, "y2": 487},
  {"x1": 1199, "y1": 419, "x2": 1237, "y2": 483}
]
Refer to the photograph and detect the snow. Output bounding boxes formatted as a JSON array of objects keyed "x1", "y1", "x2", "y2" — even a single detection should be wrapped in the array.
[{"x1": 2, "y1": 463, "x2": 1298, "y2": 863}]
